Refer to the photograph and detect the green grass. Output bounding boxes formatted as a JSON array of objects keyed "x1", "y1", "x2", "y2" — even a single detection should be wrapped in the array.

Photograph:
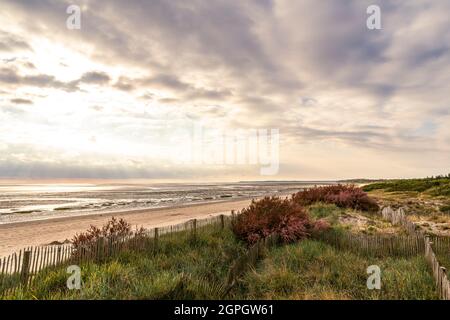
[
  {"x1": 233, "y1": 240, "x2": 438, "y2": 300},
  {"x1": 7, "y1": 227, "x2": 246, "y2": 300},
  {"x1": 431, "y1": 239, "x2": 450, "y2": 271},
  {"x1": 308, "y1": 203, "x2": 343, "y2": 225},
  {"x1": 0, "y1": 273, "x2": 21, "y2": 294},
  {"x1": 363, "y1": 176, "x2": 450, "y2": 197},
  {"x1": 435, "y1": 252, "x2": 450, "y2": 272},
  {"x1": 440, "y1": 205, "x2": 450, "y2": 214},
  {"x1": 3, "y1": 224, "x2": 441, "y2": 300}
]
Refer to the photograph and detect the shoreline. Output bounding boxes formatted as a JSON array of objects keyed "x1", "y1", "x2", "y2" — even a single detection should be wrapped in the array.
[
  {"x1": 0, "y1": 196, "x2": 275, "y2": 258},
  {"x1": 0, "y1": 197, "x2": 244, "y2": 227}
]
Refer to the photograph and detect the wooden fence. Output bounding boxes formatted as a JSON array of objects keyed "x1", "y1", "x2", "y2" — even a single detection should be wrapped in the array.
[
  {"x1": 381, "y1": 206, "x2": 450, "y2": 300},
  {"x1": 381, "y1": 207, "x2": 423, "y2": 235},
  {"x1": 316, "y1": 231, "x2": 424, "y2": 257},
  {"x1": 0, "y1": 214, "x2": 229, "y2": 297},
  {"x1": 425, "y1": 236, "x2": 450, "y2": 300}
]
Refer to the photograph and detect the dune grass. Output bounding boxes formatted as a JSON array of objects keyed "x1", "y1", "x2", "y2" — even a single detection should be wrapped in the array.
[
  {"x1": 307, "y1": 203, "x2": 404, "y2": 236},
  {"x1": 307, "y1": 203, "x2": 343, "y2": 223},
  {"x1": 3, "y1": 221, "x2": 441, "y2": 300},
  {"x1": 363, "y1": 176, "x2": 450, "y2": 197},
  {"x1": 364, "y1": 178, "x2": 450, "y2": 236},
  {"x1": 7, "y1": 226, "x2": 246, "y2": 300},
  {"x1": 233, "y1": 240, "x2": 438, "y2": 300}
]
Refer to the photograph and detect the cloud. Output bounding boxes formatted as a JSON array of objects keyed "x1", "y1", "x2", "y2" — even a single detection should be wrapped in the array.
[
  {"x1": 113, "y1": 77, "x2": 135, "y2": 91},
  {"x1": 0, "y1": 67, "x2": 79, "y2": 91},
  {"x1": 90, "y1": 105, "x2": 104, "y2": 112},
  {"x1": 10, "y1": 98, "x2": 33, "y2": 105},
  {"x1": 79, "y1": 71, "x2": 111, "y2": 84},
  {"x1": 0, "y1": 31, "x2": 32, "y2": 52},
  {"x1": 0, "y1": 67, "x2": 116, "y2": 92},
  {"x1": 0, "y1": 0, "x2": 449, "y2": 179},
  {"x1": 140, "y1": 74, "x2": 190, "y2": 91}
]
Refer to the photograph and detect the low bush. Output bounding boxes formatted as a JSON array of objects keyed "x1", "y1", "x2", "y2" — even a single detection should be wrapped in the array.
[
  {"x1": 72, "y1": 217, "x2": 145, "y2": 250},
  {"x1": 292, "y1": 185, "x2": 379, "y2": 212},
  {"x1": 231, "y1": 196, "x2": 329, "y2": 245}
]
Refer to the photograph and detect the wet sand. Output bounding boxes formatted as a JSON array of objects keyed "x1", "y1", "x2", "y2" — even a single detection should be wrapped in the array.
[{"x1": 0, "y1": 199, "x2": 255, "y2": 258}]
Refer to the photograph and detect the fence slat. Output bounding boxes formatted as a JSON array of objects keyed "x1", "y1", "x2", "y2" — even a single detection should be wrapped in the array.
[{"x1": 20, "y1": 251, "x2": 31, "y2": 289}]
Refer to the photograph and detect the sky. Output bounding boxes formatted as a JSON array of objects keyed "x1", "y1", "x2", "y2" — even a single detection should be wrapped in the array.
[{"x1": 0, "y1": 0, "x2": 449, "y2": 181}]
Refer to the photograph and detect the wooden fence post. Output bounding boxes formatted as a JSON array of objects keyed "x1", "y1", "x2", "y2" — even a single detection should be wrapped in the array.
[
  {"x1": 97, "y1": 237, "x2": 105, "y2": 260},
  {"x1": 154, "y1": 228, "x2": 159, "y2": 250},
  {"x1": 220, "y1": 214, "x2": 225, "y2": 229},
  {"x1": 440, "y1": 267, "x2": 446, "y2": 299},
  {"x1": 57, "y1": 246, "x2": 62, "y2": 264},
  {"x1": 192, "y1": 219, "x2": 197, "y2": 239},
  {"x1": 21, "y1": 250, "x2": 31, "y2": 288}
]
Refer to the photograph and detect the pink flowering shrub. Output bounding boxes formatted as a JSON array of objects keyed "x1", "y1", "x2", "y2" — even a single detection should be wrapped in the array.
[
  {"x1": 72, "y1": 217, "x2": 145, "y2": 251},
  {"x1": 231, "y1": 196, "x2": 329, "y2": 245},
  {"x1": 292, "y1": 185, "x2": 379, "y2": 212}
]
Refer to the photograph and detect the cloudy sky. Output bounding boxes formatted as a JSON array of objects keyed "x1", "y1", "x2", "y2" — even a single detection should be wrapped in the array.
[{"x1": 0, "y1": 0, "x2": 449, "y2": 181}]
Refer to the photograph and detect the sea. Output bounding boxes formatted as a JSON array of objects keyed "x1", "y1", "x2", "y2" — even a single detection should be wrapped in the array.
[{"x1": 0, "y1": 181, "x2": 334, "y2": 224}]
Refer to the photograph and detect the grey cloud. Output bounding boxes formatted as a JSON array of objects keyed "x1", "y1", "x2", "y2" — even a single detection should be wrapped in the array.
[
  {"x1": 0, "y1": 143, "x2": 257, "y2": 179},
  {"x1": 79, "y1": 71, "x2": 111, "y2": 84},
  {"x1": 114, "y1": 74, "x2": 188, "y2": 93},
  {"x1": 4, "y1": 0, "x2": 448, "y2": 102},
  {"x1": 300, "y1": 97, "x2": 318, "y2": 107},
  {"x1": 0, "y1": 31, "x2": 32, "y2": 52},
  {"x1": 158, "y1": 97, "x2": 179, "y2": 104},
  {"x1": 10, "y1": 98, "x2": 33, "y2": 105},
  {"x1": 1, "y1": 57, "x2": 36, "y2": 70},
  {"x1": 184, "y1": 88, "x2": 232, "y2": 101},
  {"x1": 139, "y1": 93, "x2": 154, "y2": 101},
  {"x1": 285, "y1": 123, "x2": 446, "y2": 154},
  {"x1": 0, "y1": 67, "x2": 79, "y2": 91},
  {"x1": 0, "y1": 159, "x2": 257, "y2": 179},
  {"x1": 0, "y1": 67, "x2": 116, "y2": 91},
  {"x1": 237, "y1": 96, "x2": 282, "y2": 114},
  {"x1": 117, "y1": 73, "x2": 232, "y2": 102},
  {"x1": 114, "y1": 77, "x2": 135, "y2": 91},
  {"x1": 4, "y1": 0, "x2": 298, "y2": 94},
  {"x1": 140, "y1": 74, "x2": 190, "y2": 91}
]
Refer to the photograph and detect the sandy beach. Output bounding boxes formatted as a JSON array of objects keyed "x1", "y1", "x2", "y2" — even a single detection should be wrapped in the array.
[{"x1": 0, "y1": 198, "x2": 255, "y2": 258}]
